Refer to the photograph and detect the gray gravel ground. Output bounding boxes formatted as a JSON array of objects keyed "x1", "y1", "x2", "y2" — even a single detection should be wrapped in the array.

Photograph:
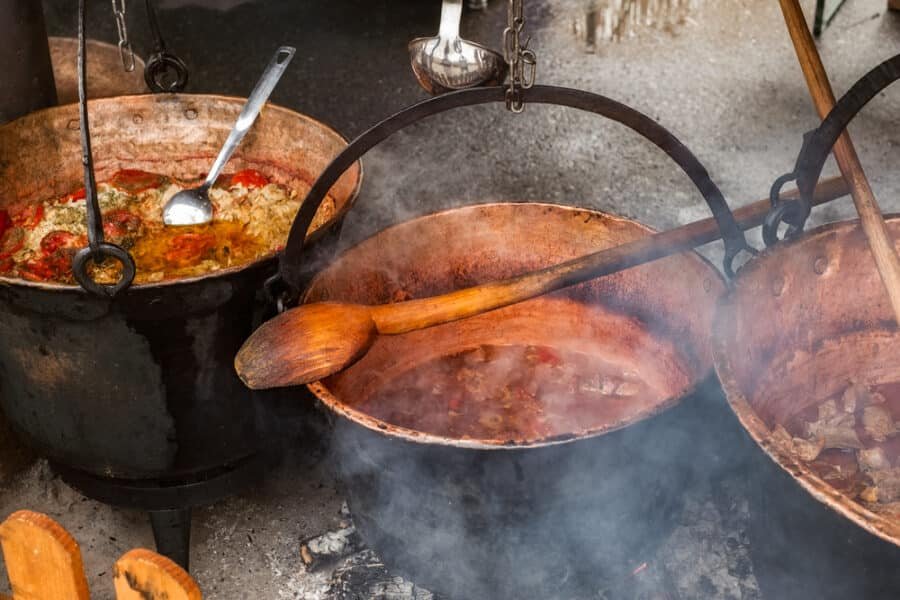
[{"x1": 2, "y1": 0, "x2": 899, "y2": 598}]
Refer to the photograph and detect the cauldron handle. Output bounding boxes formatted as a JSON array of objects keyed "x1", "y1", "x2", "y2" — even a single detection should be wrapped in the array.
[
  {"x1": 73, "y1": 0, "x2": 136, "y2": 298},
  {"x1": 765, "y1": 52, "x2": 900, "y2": 246},
  {"x1": 273, "y1": 85, "x2": 751, "y2": 305}
]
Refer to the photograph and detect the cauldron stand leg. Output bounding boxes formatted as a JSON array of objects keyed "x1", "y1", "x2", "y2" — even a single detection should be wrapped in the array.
[
  {"x1": 51, "y1": 452, "x2": 269, "y2": 573},
  {"x1": 149, "y1": 508, "x2": 192, "y2": 570}
]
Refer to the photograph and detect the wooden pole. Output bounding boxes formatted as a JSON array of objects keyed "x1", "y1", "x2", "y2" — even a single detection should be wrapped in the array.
[{"x1": 779, "y1": 0, "x2": 900, "y2": 324}]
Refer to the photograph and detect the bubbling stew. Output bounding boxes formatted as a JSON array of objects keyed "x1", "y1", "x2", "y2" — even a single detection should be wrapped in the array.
[
  {"x1": 773, "y1": 381, "x2": 900, "y2": 521},
  {"x1": 355, "y1": 343, "x2": 665, "y2": 442},
  {"x1": 0, "y1": 168, "x2": 333, "y2": 284}
]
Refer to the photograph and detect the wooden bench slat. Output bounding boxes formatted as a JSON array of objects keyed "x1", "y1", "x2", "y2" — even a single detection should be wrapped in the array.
[
  {"x1": 114, "y1": 548, "x2": 202, "y2": 600},
  {"x1": 0, "y1": 510, "x2": 91, "y2": 600}
]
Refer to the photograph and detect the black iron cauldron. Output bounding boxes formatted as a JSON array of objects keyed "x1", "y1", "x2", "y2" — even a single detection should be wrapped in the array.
[{"x1": 0, "y1": 94, "x2": 360, "y2": 565}]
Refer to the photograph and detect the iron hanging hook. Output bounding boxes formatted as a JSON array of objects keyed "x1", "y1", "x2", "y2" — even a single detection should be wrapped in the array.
[
  {"x1": 110, "y1": 0, "x2": 135, "y2": 72},
  {"x1": 73, "y1": 0, "x2": 136, "y2": 298},
  {"x1": 143, "y1": 0, "x2": 189, "y2": 93}
]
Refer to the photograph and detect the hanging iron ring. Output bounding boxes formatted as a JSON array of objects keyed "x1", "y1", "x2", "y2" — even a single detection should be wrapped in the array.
[
  {"x1": 762, "y1": 171, "x2": 811, "y2": 247},
  {"x1": 76, "y1": 0, "x2": 137, "y2": 297},
  {"x1": 144, "y1": 52, "x2": 189, "y2": 93},
  {"x1": 789, "y1": 53, "x2": 900, "y2": 235},
  {"x1": 143, "y1": 0, "x2": 189, "y2": 92},
  {"x1": 72, "y1": 243, "x2": 137, "y2": 297}
]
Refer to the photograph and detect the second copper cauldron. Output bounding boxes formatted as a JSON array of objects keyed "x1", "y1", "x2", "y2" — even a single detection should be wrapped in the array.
[
  {"x1": 302, "y1": 202, "x2": 725, "y2": 598},
  {"x1": 251, "y1": 85, "x2": 756, "y2": 598}
]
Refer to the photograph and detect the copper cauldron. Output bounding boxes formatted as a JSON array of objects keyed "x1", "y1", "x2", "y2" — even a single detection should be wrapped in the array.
[
  {"x1": 252, "y1": 85, "x2": 759, "y2": 598},
  {"x1": 714, "y1": 54, "x2": 900, "y2": 599},
  {"x1": 304, "y1": 202, "x2": 725, "y2": 598}
]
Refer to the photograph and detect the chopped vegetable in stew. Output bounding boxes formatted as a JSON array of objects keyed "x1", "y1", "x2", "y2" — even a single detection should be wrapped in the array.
[
  {"x1": 0, "y1": 168, "x2": 337, "y2": 284},
  {"x1": 356, "y1": 344, "x2": 660, "y2": 442},
  {"x1": 774, "y1": 381, "x2": 900, "y2": 521}
]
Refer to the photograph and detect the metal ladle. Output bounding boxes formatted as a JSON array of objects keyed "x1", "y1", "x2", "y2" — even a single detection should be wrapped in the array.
[
  {"x1": 408, "y1": 0, "x2": 507, "y2": 95},
  {"x1": 162, "y1": 46, "x2": 295, "y2": 226}
]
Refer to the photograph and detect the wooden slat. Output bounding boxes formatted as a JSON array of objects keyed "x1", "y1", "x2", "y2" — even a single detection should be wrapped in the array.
[
  {"x1": 0, "y1": 510, "x2": 90, "y2": 600},
  {"x1": 113, "y1": 548, "x2": 202, "y2": 600}
]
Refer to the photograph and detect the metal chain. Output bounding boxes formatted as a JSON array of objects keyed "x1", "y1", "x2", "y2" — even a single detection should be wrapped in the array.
[
  {"x1": 111, "y1": 0, "x2": 136, "y2": 72},
  {"x1": 502, "y1": 0, "x2": 536, "y2": 113}
]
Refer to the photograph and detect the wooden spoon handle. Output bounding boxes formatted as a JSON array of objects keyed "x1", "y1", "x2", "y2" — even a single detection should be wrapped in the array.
[
  {"x1": 779, "y1": 0, "x2": 900, "y2": 324},
  {"x1": 371, "y1": 176, "x2": 849, "y2": 335}
]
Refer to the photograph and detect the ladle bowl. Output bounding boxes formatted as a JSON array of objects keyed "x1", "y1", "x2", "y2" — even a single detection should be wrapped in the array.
[{"x1": 408, "y1": 0, "x2": 507, "y2": 95}]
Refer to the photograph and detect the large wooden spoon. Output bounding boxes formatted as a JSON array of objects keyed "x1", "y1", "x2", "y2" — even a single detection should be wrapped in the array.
[
  {"x1": 779, "y1": 0, "x2": 900, "y2": 324},
  {"x1": 235, "y1": 177, "x2": 848, "y2": 389}
]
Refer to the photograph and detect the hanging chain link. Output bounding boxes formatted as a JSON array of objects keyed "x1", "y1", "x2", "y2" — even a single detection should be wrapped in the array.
[
  {"x1": 111, "y1": 0, "x2": 136, "y2": 72},
  {"x1": 502, "y1": 0, "x2": 537, "y2": 113}
]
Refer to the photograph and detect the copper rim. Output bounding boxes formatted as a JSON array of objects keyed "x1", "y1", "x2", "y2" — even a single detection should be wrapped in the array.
[{"x1": 0, "y1": 93, "x2": 362, "y2": 292}]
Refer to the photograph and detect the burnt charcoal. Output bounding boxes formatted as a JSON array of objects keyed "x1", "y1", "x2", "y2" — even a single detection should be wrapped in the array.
[
  {"x1": 327, "y1": 549, "x2": 440, "y2": 600},
  {"x1": 300, "y1": 525, "x2": 365, "y2": 572}
]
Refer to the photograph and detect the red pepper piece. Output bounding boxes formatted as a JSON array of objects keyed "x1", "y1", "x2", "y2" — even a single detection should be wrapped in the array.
[
  {"x1": 229, "y1": 169, "x2": 269, "y2": 189},
  {"x1": 18, "y1": 252, "x2": 71, "y2": 282},
  {"x1": 0, "y1": 227, "x2": 25, "y2": 260},
  {"x1": 10, "y1": 204, "x2": 44, "y2": 229},
  {"x1": 40, "y1": 231, "x2": 85, "y2": 255},
  {"x1": 61, "y1": 188, "x2": 87, "y2": 203},
  {"x1": 164, "y1": 232, "x2": 217, "y2": 267},
  {"x1": 102, "y1": 209, "x2": 142, "y2": 240}
]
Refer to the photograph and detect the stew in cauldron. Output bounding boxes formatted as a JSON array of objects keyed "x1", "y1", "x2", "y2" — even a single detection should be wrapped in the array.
[
  {"x1": 0, "y1": 167, "x2": 335, "y2": 284},
  {"x1": 358, "y1": 343, "x2": 661, "y2": 442}
]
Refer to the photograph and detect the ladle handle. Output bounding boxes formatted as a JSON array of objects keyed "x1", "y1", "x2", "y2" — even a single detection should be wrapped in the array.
[
  {"x1": 203, "y1": 46, "x2": 296, "y2": 190},
  {"x1": 276, "y1": 85, "x2": 751, "y2": 301},
  {"x1": 438, "y1": 0, "x2": 463, "y2": 39}
]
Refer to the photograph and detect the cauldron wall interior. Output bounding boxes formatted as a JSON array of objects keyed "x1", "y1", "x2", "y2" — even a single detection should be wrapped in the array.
[
  {"x1": 0, "y1": 94, "x2": 360, "y2": 480},
  {"x1": 305, "y1": 203, "x2": 725, "y2": 598},
  {"x1": 714, "y1": 217, "x2": 900, "y2": 599}
]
